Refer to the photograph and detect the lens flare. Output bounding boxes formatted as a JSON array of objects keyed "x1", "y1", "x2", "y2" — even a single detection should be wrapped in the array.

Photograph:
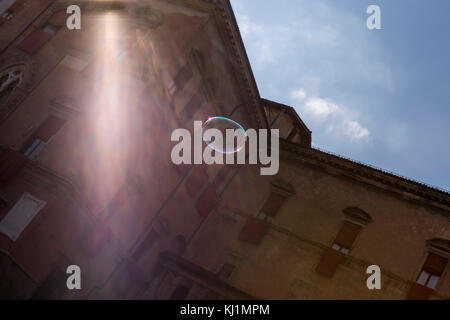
[{"x1": 202, "y1": 117, "x2": 247, "y2": 154}]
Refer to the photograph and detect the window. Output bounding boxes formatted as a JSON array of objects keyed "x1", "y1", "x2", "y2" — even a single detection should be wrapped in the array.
[
  {"x1": 239, "y1": 182, "x2": 293, "y2": 245},
  {"x1": 316, "y1": 221, "x2": 362, "y2": 277},
  {"x1": 31, "y1": 266, "x2": 66, "y2": 299},
  {"x1": 239, "y1": 216, "x2": 271, "y2": 245},
  {"x1": 332, "y1": 221, "x2": 361, "y2": 252},
  {"x1": 181, "y1": 88, "x2": 205, "y2": 121},
  {"x1": 189, "y1": 49, "x2": 206, "y2": 75},
  {"x1": 407, "y1": 252, "x2": 448, "y2": 300},
  {"x1": 0, "y1": 148, "x2": 27, "y2": 182},
  {"x1": 332, "y1": 243, "x2": 350, "y2": 255},
  {"x1": 416, "y1": 253, "x2": 447, "y2": 290},
  {"x1": 0, "y1": 192, "x2": 46, "y2": 241},
  {"x1": 59, "y1": 55, "x2": 89, "y2": 72},
  {"x1": 17, "y1": 11, "x2": 65, "y2": 53},
  {"x1": 22, "y1": 115, "x2": 65, "y2": 159},
  {"x1": 17, "y1": 29, "x2": 53, "y2": 53},
  {"x1": 196, "y1": 185, "x2": 218, "y2": 217},
  {"x1": 42, "y1": 24, "x2": 58, "y2": 35},
  {"x1": 168, "y1": 64, "x2": 193, "y2": 96},
  {"x1": 260, "y1": 192, "x2": 286, "y2": 217},
  {"x1": 0, "y1": 65, "x2": 24, "y2": 104},
  {"x1": 23, "y1": 138, "x2": 46, "y2": 159}
]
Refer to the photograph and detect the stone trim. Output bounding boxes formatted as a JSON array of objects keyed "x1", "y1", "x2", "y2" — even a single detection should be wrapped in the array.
[
  {"x1": 280, "y1": 140, "x2": 450, "y2": 214},
  {"x1": 343, "y1": 207, "x2": 373, "y2": 226},
  {"x1": 159, "y1": 251, "x2": 257, "y2": 300}
]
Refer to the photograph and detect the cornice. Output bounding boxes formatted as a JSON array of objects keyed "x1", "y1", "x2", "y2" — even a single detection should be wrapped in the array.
[
  {"x1": 280, "y1": 140, "x2": 450, "y2": 215},
  {"x1": 204, "y1": 0, "x2": 269, "y2": 130}
]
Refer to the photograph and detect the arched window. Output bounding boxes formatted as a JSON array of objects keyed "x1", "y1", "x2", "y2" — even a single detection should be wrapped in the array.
[{"x1": 0, "y1": 65, "x2": 24, "y2": 104}]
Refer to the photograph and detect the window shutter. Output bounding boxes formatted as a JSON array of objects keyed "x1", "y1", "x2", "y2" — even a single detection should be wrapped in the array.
[
  {"x1": 186, "y1": 167, "x2": 209, "y2": 197},
  {"x1": 190, "y1": 49, "x2": 206, "y2": 74},
  {"x1": 334, "y1": 221, "x2": 361, "y2": 249},
  {"x1": 239, "y1": 217, "x2": 270, "y2": 245},
  {"x1": 196, "y1": 185, "x2": 218, "y2": 217},
  {"x1": 261, "y1": 192, "x2": 286, "y2": 217},
  {"x1": 17, "y1": 29, "x2": 53, "y2": 53},
  {"x1": 34, "y1": 116, "x2": 65, "y2": 142},
  {"x1": 316, "y1": 248, "x2": 344, "y2": 277},
  {"x1": 422, "y1": 253, "x2": 448, "y2": 276},
  {"x1": 0, "y1": 192, "x2": 46, "y2": 241},
  {"x1": 47, "y1": 11, "x2": 66, "y2": 27},
  {"x1": 182, "y1": 89, "x2": 204, "y2": 121},
  {"x1": 169, "y1": 64, "x2": 193, "y2": 95},
  {"x1": 31, "y1": 266, "x2": 66, "y2": 299},
  {"x1": 132, "y1": 229, "x2": 158, "y2": 261},
  {"x1": 0, "y1": 148, "x2": 27, "y2": 182},
  {"x1": 407, "y1": 283, "x2": 433, "y2": 300}
]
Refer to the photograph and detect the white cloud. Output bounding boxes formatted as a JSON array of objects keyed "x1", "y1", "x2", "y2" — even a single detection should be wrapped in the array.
[
  {"x1": 291, "y1": 88, "x2": 306, "y2": 101},
  {"x1": 342, "y1": 120, "x2": 370, "y2": 141},
  {"x1": 291, "y1": 88, "x2": 370, "y2": 142},
  {"x1": 304, "y1": 97, "x2": 340, "y2": 119}
]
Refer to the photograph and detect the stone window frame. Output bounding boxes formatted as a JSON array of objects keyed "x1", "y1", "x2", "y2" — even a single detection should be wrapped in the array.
[
  {"x1": 0, "y1": 55, "x2": 36, "y2": 124},
  {"x1": 413, "y1": 238, "x2": 450, "y2": 294}
]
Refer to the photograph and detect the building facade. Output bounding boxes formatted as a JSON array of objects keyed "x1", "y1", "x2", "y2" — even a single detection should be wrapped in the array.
[{"x1": 0, "y1": 0, "x2": 448, "y2": 300}]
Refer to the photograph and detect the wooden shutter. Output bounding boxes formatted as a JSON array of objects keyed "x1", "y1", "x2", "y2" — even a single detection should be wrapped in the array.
[
  {"x1": 196, "y1": 185, "x2": 217, "y2": 217},
  {"x1": 34, "y1": 116, "x2": 65, "y2": 142},
  {"x1": 422, "y1": 253, "x2": 448, "y2": 276},
  {"x1": 334, "y1": 221, "x2": 361, "y2": 249},
  {"x1": 0, "y1": 148, "x2": 27, "y2": 182},
  {"x1": 31, "y1": 266, "x2": 66, "y2": 299},
  {"x1": 186, "y1": 167, "x2": 208, "y2": 197},
  {"x1": 316, "y1": 248, "x2": 344, "y2": 277},
  {"x1": 172, "y1": 64, "x2": 193, "y2": 93},
  {"x1": 182, "y1": 88, "x2": 204, "y2": 121},
  {"x1": 261, "y1": 192, "x2": 286, "y2": 217},
  {"x1": 239, "y1": 217, "x2": 270, "y2": 245},
  {"x1": 0, "y1": 192, "x2": 46, "y2": 241},
  {"x1": 47, "y1": 11, "x2": 66, "y2": 27},
  {"x1": 17, "y1": 29, "x2": 53, "y2": 53},
  {"x1": 407, "y1": 283, "x2": 433, "y2": 300}
]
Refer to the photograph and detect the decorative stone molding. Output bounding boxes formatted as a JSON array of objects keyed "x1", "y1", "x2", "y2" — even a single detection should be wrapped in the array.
[
  {"x1": 0, "y1": 54, "x2": 37, "y2": 124},
  {"x1": 343, "y1": 207, "x2": 373, "y2": 226},
  {"x1": 271, "y1": 179, "x2": 295, "y2": 198},
  {"x1": 427, "y1": 238, "x2": 450, "y2": 258},
  {"x1": 280, "y1": 140, "x2": 450, "y2": 215}
]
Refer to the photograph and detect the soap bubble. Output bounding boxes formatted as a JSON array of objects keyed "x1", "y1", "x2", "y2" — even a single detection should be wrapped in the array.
[{"x1": 202, "y1": 117, "x2": 247, "y2": 154}]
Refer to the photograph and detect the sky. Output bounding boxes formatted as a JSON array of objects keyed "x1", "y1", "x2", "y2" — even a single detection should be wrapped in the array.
[{"x1": 230, "y1": 0, "x2": 450, "y2": 192}]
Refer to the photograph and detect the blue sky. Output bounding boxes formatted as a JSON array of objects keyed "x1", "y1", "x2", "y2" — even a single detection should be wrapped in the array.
[{"x1": 230, "y1": 0, "x2": 450, "y2": 191}]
